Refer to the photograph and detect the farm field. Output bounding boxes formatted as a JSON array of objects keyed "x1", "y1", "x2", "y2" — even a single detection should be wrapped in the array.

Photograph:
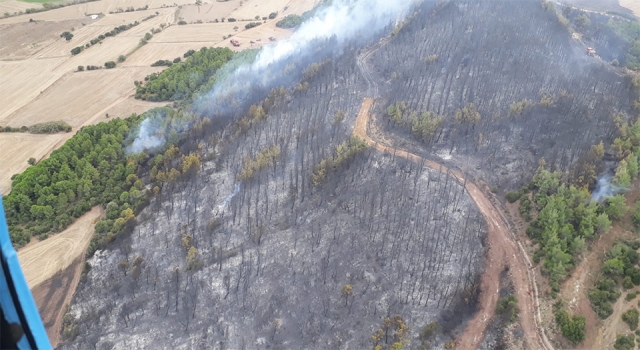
[
  {"x1": 17, "y1": 206, "x2": 101, "y2": 289},
  {"x1": 0, "y1": 132, "x2": 68, "y2": 194},
  {"x1": 178, "y1": 2, "x2": 236, "y2": 22},
  {"x1": 620, "y1": 0, "x2": 640, "y2": 16},
  {"x1": 2, "y1": 66, "x2": 160, "y2": 128}
]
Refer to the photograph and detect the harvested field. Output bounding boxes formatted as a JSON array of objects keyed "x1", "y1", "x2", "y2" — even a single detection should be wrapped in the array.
[
  {"x1": 30, "y1": 23, "x2": 118, "y2": 59},
  {"x1": 152, "y1": 22, "x2": 239, "y2": 43},
  {"x1": 620, "y1": 0, "x2": 640, "y2": 17},
  {"x1": 178, "y1": 2, "x2": 237, "y2": 23},
  {"x1": 3, "y1": 66, "x2": 159, "y2": 128},
  {"x1": 0, "y1": 132, "x2": 68, "y2": 194},
  {"x1": 0, "y1": 57, "x2": 66, "y2": 120},
  {"x1": 17, "y1": 206, "x2": 101, "y2": 289},
  {"x1": 227, "y1": 0, "x2": 295, "y2": 20},
  {"x1": 0, "y1": 0, "x2": 34, "y2": 15},
  {"x1": 0, "y1": 18, "x2": 85, "y2": 59},
  {"x1": 101, "y1": 96, "x2": 168, "y2": 118},
  {"x1": 562, "y1": 0, "x2": 636, "y2": 15},
  {"x1": 121, "y1": 41, "x2": 218, "y2": 66}
]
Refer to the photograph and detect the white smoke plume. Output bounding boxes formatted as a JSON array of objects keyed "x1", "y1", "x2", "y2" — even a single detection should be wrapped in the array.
[
  {"x1": 591, "y1": 173, "x2": 626, "y2": 202},
  {"x1": 127, "y1": 118, "x2": 165, "y2": 154},
  {"x1": 128, "y1": 0, "x2": 419, "y2": 152}
]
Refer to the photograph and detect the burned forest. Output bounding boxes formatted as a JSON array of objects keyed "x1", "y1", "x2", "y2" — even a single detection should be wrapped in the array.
[{"x1": 58, "y1": 0, "x2": 640, "y2": 349}]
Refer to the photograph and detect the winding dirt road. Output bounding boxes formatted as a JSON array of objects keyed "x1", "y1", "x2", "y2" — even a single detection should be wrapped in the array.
[{"x1": 354, "y1": 37, "x2": 553, "y2": 350}]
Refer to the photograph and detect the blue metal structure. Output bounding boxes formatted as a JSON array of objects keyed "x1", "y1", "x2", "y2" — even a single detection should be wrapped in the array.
[{"x1": 0, "y1": 196, "x2": 52, "y2": 349}]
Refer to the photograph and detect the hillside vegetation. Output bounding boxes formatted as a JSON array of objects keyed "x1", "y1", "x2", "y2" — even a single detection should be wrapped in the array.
[{"x1": 135, "y1": 47, "x2": 234, "y2": 101}]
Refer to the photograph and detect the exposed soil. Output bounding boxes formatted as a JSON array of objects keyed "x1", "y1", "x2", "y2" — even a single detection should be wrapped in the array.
[
  {"x1": 31, "y1": 255, "x2": 85, "y2": 348},
  {"x1": 17, "y1": 206, "x2": 101, "y2": 288}
]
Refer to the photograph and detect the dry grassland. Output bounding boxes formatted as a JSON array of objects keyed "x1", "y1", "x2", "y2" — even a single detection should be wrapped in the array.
[
  {"x1": 0, "y1": 133, "x2": 68, "y2": 194},
  {"x1": 17, "y1": 206, "x2": 101, "y2": 289}
]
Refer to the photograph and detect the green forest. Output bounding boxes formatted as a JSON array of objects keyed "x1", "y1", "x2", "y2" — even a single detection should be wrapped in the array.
[
  {"x1": 3, "y1": 116, "x2": 146, "y2": 247},
  {"x1": 135, "y1": 47, "x2": 234, "y2": 101}
]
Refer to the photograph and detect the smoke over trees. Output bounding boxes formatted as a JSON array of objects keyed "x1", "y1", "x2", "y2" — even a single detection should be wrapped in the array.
[{"x1": 53, "y1": 0, "x2": 640, "y2": 348}]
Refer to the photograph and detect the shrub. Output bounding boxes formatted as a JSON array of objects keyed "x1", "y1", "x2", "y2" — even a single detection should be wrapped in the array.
[
  {"x1": 104, "y1": 61, "x2": 116, "y2": 69},
  {"x1": 117, "y1": 55, "x2": 126, "y2": 63},
  {"x1": 614, "y1": 334, "x2": 635, "y2": 350},
  {"x1": 70, "y1": 46, "x2": 83, "y2": 55},
  {"x1": 276, "y1": 14, "x2": 303, "y2": 28},
  {"x1": 77, "y1": 65, "x2": 84, "y2": 71},
  {"x1": 625, "y1": 277, "x2": 636, "y2": 291},
  {"x1": 227, "y1": 18, "x2": 236, "y2": 22},
  {"x1": 245, "y1": 22, "x2": 261, "y2": 29},
  {"x1": 555, "y1": 309, "x2": 586, "y2": 344},
  {"x1": 28, "y1": 121, "x2": 72, "y2": 134},
  {"x1": 626, "y1": 291, "x2": 637, "y2": 301},
  {"x1": 269, "y1": 12, "x2": 278, "y2": 19},
  {"x1": 173, "y1": 57, "x2": 181, "y2": 63},
  {"x1": 496, "y1": 295, "x2": 518, "y2": 323},
  {"x1": 178, "y1": 20, "x2": 187, "y2": 25},
  {"x1": 506, "y1": 191, "x2": 521, "y2": 203},
  {"x1": 622, "y1": 308, "x2": 640, "y2": 330},
  {"x1": 60, "y1": 31, "x2": 73, "y2": 41}
]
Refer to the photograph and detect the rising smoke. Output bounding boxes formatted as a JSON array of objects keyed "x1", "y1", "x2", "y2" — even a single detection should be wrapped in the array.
[
  {"x1": 591, "y1": 173, "x2": 626, "y2": 202},
  {"x1": 127, "y1": 118, "x2": 165, "y2": 154},
  {"x1": 127, "y1": 0, "x2": 419, "y2": 153}
]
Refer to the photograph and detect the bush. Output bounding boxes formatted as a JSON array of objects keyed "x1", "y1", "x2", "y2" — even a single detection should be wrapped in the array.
[
  {"x1": 506, "y1": 191, "x2": 521, "y2": 203},
  {"x1": 173, "y1": 57, "x2": 181, "y2": 63},
  {"x1": 70, "y1": 46, "x2": 83, "y2": 55},
  {"x1": 150, "y1": 60, "x2": 173, "y2": 67},
  {"x1": 623, "y1": 308, "x2": 640, "y2": 330},
  {"x1": 625, "y1": 277, "x2": 636, "y2": 290},
  {"x1": 104, "y1": 61, "x2": 116, "y2": 69},
  {"x1": 245, "y1": 22, "x2": 261, "y2": 29},
  {"x1": 589, "y1": 278, "x2": 621, "y2": 319},
  {"x1": 178, "y1": 20, "x2": 187, "y2": 25},
  {"x1": 496, "y1": 295, "x2": 518, "y2": 323},
  {"x1": 77, "y1": 65, "x2": 84, "y2": 71},
  {"x1": 117, "y1": 55, "x2": 126, "y2": 63},
  {"x1": 276, "y1": 14, "x2": 303, "y2": 28},
  {"x1": 227, "y1": 18, "x2": 236, "y2": 22},
  {"x1": 269, "y1": 12, "x2": 278, "y2": 19},
  {"x1": 626, "y1": 292, "x2": 637, "y2": 301},
  {"x1": 60, "y1": 31, "x2": 73, "y2": 41},
  {"x1": 28, "y1": 121, "x2": 72, "y2": 134},
  {"x1": 615, "y1": 334, "x2": 635, "y2": 350},
  {"x1": 555, "y1": 309, "x2": 586, "y2": 344}
]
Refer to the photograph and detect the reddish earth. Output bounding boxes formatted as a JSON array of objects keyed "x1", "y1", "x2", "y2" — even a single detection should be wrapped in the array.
[{"x1": 353, "y1": 98, "x2": 552, "y2": 350}]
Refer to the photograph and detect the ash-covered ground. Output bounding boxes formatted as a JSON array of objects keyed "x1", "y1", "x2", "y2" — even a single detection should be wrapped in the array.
[{"x1": 61, "y1": 0, "x2": 640, "y2": 349}]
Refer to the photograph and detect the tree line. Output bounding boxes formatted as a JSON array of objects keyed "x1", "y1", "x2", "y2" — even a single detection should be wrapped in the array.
[{"x1": 134, "y1": 47, "x2": 235, "y2": 102}]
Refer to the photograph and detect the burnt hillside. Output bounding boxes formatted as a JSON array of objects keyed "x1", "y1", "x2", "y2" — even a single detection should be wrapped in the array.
[
  {"x1": 60, "y1": 0, "x2": 638, "y2": 349},
  {"x1": 370, "y1": 0, "x2": 632, "y2": 190}
]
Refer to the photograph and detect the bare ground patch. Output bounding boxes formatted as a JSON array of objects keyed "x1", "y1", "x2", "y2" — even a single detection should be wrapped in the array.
[{"x1": 17, "y1": 206, "x2": 102, "y2": 288}]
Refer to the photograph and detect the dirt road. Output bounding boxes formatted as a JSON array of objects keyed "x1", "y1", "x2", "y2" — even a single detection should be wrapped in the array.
[
  {"x1": 353, "y1": 98, "x2": 551, "y2": 349},
  {"x1": 354, "y1": 35, "x2": 552, "y2": 349}
]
